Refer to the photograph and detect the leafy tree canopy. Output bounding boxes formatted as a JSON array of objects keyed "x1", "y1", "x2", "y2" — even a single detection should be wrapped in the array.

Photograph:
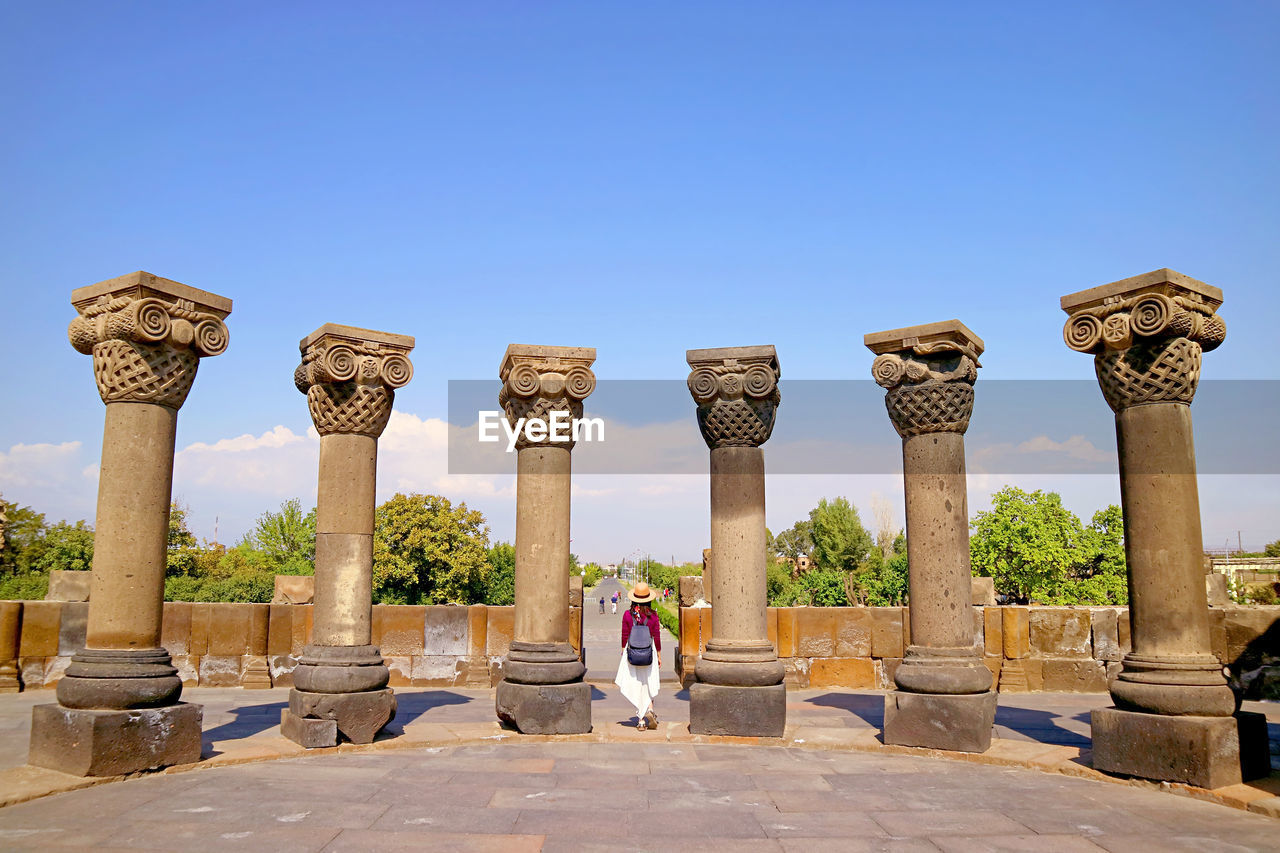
[
  {"x1": 485, "y1": 542, "x2": 515, "y2": 606},
  {"x1": 970, "y1": 487, "x2": 1126, "y2": 605},
  {"x1": 771, "y1": 520, "x2": 814, "y2": 561},
  {"x1": 241, "y1": 498, "x2": 316, "y2": 574},
  {"x1": 808, "y1": 497, "x2": 872, "y2": 573},
  {"x1": 373, "y1": 492, "x2": 490, "y2": 604}
]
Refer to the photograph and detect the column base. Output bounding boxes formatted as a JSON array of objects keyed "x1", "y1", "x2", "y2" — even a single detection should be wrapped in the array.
[
  {"x1": 1091, "y1": 707, "x2": 1270, "y2": 789},
  {"x1": 695, "y1": 649, "x2": 785, "y2": 687},
  {"x1": 502, "y1": 641, "x2": 586, "y2": 685},
  {"x1": 28, "y1": 702, "x2": 202, "y2": 776},
  {"x1": 689, "y1": 682, "x2": 786, "y2": 737},
  {"x1": 292, "y1": 645, "x2": 389, "y2": 694},
  {"x1": 495, "y1": 679, "x2": 591, "y2": 734},
  {"x1": 55, "y1": 648, "x2": 183, "y2": 710},
  {"x1": 884, "y1": 690, "x2": 997, "y2": 753},
  {"x1": 893, "y1": 647, "x2": 993, "y2": 695},
  {"x1": 1110, "y1": 653, "x2": 1236, "y2": 717},
  {"x1": 282, "y1": 688, "x2": 396, "y2": 746}
]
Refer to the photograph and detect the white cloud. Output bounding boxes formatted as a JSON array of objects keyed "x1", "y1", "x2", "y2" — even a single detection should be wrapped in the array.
[
  {"x1": 1013, "y1": 434, "x2": 1113, "y2": 464},
  {"x1": 0, "y1": 441, "x2": 83, "y2": 487},
  {"x1": 181, "y1": 425, "x2": 305, "y2": 453},
  {"x1": 5, "y1": 414, "x2": 1278, "y2": 563},
  {"x1": 970, "y1": 433, "x2": 1116, "y2": 474},
  {"x1": 0, "y1": 441, "x2": 96, "y2": 521}
]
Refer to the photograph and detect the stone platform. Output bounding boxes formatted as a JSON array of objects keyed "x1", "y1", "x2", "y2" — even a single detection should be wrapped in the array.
[{"x1": 0, "y1": 684, "x2": 1276, "y2": 850}]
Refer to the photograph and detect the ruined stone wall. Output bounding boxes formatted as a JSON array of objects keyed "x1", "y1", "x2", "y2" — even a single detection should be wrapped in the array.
[
  {"x1": 0, "y1": 600, "x2": 583, "y2": 692},
  {"x1": 677, "y1": 604, "x2": 1280, "y2": 695}
]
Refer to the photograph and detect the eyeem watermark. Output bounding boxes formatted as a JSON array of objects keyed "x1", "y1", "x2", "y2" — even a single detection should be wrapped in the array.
[{"x1": 478, "y1": 411, "x2": 605, "y2": 452}]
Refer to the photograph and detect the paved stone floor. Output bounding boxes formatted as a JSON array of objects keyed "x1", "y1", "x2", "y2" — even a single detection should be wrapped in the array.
[
  {"x1": 0, "y1": 683, "x2": 1277, "y2": 851},
  {"x1": 1, "y1": 738, "x2": 1278, "y2": 852},
  {"x1": 1, "y1": 589, "x2": 1275, "y2": 850}
]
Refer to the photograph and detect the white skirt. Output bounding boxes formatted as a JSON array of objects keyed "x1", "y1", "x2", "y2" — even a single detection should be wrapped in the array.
[{"x1": 614, "y1": 649, "x2": 661, "y2": 718}]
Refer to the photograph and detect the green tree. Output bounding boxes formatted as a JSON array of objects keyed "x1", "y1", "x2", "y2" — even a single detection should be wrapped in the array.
[
  {"x1": 872, "y1": 532, "x2": 910, "y2": 606},
  {"x1": 809, "y1": 497, "x2": 872, "y2": 572},
  {"x1": 766, "y1": 558, "x2": 795, "y2": 605},
  {"x1": 373, "y1": 493, "x2": 490, "y2": 604},
  {"x1": 582, "y1": 562, "x2": 603, "y2": 588},
  {"x1": 772, "y1": 520, "x2": 814, "y2": 562},
  {"x1": 31, "y1": 521, "x2": 95, "y2": 573},
  {"x1": 1051, "y1": 504, "x2": 1127, "y2": 605},
  {"x1": 1265, "y1": 539, "x2": 1280, "y2": 558},
  {"x1": 243, "y1": 498, "x2": 316, "y2": 574},
  {"x1": 0, "y1": 499, "x2": 48, "y2": 576},
  {"x1": 801, "y1": 567, "x2": 851, "y2": 606},
  {"x1": 970, "y1": 487, "x2": 1085, "y2": 603},
  {"x1": 168, "y1": 501, "x2": 197, "y2": 550},
  {"x1": 485, "y1": 542, "x2": 516, "y2": 605}
]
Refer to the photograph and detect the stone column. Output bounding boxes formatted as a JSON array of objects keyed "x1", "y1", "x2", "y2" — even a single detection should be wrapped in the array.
[
  {"x1": 282, "y1": 324, "x2": 413, "y2": 747},
  {"x1": 29, "y1": 271, "x2": 230, "y2": 776},
  {"x1": 1063, "y1": 268, "x2": 1267, "y2": 788},
  {"x1": 494, "y1": 345, "x2": 596, "y2": 734},
  {"x1": 866, "y1": 320, "x2": 996, "y2": 753},
  {"x1": 686, "y1": 346, "x2": 786, "y2": 736}
]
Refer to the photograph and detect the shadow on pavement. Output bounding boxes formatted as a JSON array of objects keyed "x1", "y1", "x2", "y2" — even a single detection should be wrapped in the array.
[
  {"x1": 201, "y1": 700, "x2": 288, "y2": 746},
  {"x1": 806, "y1": 691, "x2": 884, "y2": 728},
  {"x1": 390, "y1": 689, "x2": 473, "y2": 727},
  {"x1": 994, "y1": 705, "x2": 1090, "y2": 746}
]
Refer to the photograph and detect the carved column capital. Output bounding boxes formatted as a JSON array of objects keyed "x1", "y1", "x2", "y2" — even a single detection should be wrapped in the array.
[
  {"x1": 295, "y1": 324, "x2": 415, "y2": 438},
  {"x1": 498, "y1": 345, "x2": 597, "y2": 451},
  {"x1": 865, "y1": 320, "x2": 983, "y2": 438},
  {"x1": 1062, "y1": 269, "x2": 1225, "y2": 413},
  {"x1": 686, "y1": 345, "x2": 780, "y2": 449},
  {"x1": 68, "y1": 272, "x2": 232, "y2": 409}
]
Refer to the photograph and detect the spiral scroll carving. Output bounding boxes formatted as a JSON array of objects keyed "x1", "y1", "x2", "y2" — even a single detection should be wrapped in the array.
[
  {"x1": 687, "y1": 358, "x2": 780, "y2": 449},
  {"x1": 297, "y1": 334, "x2": 413, "y2": 437},
  {"x1": 69, "y1": 291, "x2": 228, "y2": 408},
  {"x1": 1062, "y1": 284, "x2": 1223, "y2": 411},
  {"x1": 1062, "y1": 292, "x2": 1224, "y2": 355},
  {"x1": 870, "y1": 342, "x2": 978, "y2": 438},
  {"x1": 498, "y1": 358, "x2": 596, "y2": 450}
]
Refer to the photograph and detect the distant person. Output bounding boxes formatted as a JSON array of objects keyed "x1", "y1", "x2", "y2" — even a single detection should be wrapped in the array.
[
  {"x1": 611, "y1": 591, "x2": 618, "y2": 614},
  {"x1": 615, "y1": 582, "x2": 662, "y2": 730},
  {"x1": 599, "y1": 596, "x2": 606, "y2": 614}
]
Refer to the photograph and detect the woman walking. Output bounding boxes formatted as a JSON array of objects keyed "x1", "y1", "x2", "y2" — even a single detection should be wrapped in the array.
[{"x1": 615, "y1": 582, "x2": 662, "y2": 730}]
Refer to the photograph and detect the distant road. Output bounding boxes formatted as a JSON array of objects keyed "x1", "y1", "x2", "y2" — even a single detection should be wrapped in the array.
[{"x1": 583, "y1": 578, "x2": 679, "y2": 684}]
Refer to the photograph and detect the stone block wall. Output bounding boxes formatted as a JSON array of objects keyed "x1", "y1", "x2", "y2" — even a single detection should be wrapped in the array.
[
  {"x1": 0, "y1": 600, "x2": 582, "y2": 691},
  {"x1": 677, "y1": 604, "x2": 1280, "y2": 694}
]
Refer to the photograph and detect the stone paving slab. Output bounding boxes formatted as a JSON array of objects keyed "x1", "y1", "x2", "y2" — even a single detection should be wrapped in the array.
[
  {"x1": 1, "y1": 741, "x2": 1278, "y2": 851},
  {"x1": 0, "y1": 683, "x2": 1276, "y2": 839}
]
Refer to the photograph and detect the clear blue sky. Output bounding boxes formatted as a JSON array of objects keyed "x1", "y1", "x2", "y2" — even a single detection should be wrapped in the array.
[{"x1": 2, "y1": 2, "x2": 1277, "y2": 559}]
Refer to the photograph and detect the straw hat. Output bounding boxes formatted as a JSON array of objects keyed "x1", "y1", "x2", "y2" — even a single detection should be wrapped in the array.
[{"x1": 628, "y1": 582, "x2": 656, "y2": 604}]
